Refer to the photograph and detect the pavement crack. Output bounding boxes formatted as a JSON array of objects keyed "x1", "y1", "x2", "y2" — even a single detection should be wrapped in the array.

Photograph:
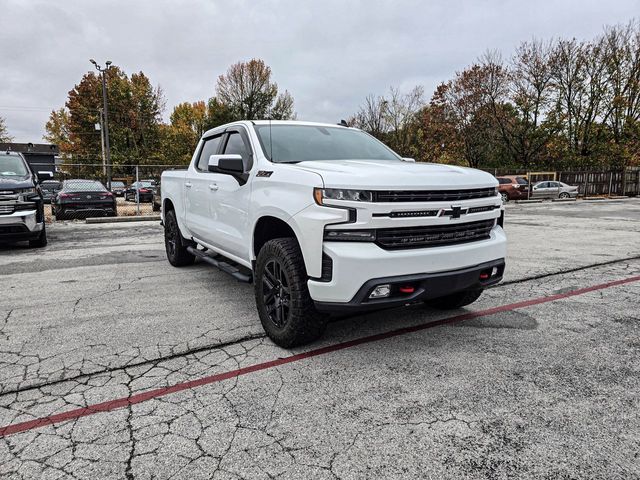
[
  {"x1": 0, "y1": 332, "x2": 267, "y2": 398},
  {"x1": 495, "y1": 255, "x2": 640, "y2": 288}
]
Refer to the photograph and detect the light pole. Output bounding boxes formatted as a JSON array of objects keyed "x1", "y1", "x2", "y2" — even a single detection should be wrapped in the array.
[{"x1": 90, "y1": 59, "x2": 112, "y2": 188}]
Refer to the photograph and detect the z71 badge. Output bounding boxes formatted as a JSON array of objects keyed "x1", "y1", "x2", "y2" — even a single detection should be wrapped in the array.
[{"x1": 256, "y1": 171, "x2": 273, "y2": 177}]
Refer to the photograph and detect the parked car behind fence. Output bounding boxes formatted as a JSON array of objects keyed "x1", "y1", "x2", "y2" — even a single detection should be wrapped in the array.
[
  {"x1": 40, "y1": 180, "x2": 62, "y2": 204},
  {"x1": 52, "y1": 179, "x2": 117, "y2": 220}
]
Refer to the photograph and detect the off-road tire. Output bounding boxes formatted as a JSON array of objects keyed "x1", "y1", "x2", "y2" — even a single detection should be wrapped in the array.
[
  {"x1": 255, "y1": 238, "x2": 326, "y2": 348},
  {"x1": 425, "y1": 288, "x2": 483, "y2": 310},
  {"x1": 164, "y1": 209, "x2": 195, "y2": 267},
  {"x1": 29, "y1": 224, "x2": 47, "y2": 248}
]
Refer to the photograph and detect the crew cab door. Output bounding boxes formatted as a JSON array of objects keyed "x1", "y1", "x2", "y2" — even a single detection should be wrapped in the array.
[
  {"x1": 207, "y1": 128, "x2": 253, "y2": 259},
  {"x1": 185, "y1": 133, "x2": 224, "y2": 242}
]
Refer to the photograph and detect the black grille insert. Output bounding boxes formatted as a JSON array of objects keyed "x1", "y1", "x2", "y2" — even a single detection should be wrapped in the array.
[
  {"x1": 374, "y1": 188, "x2": 496, "y2": 202},
  {"x1": 376, "y1": 219, "x2": 495, "y2": 249}
]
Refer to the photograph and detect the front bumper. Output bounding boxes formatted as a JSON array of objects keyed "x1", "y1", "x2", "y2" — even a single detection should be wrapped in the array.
[
  {"x1": 314, "y1": 258, "x2": 505, "y2": 312},
  {"x1": 0, "y1": 209, "x2": 43, "y2": 242},
  {"x1": 308, "y1": 225, "x2": 506, "y2": 304}
]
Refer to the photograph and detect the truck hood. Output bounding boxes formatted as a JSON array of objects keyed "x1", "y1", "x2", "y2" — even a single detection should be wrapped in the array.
[
  {"x1": 291, "y1": 160, "x2": 497, "y2": 190},
  {"x1": 0, "y1": 175, "x2": 33, "y2": 191}
]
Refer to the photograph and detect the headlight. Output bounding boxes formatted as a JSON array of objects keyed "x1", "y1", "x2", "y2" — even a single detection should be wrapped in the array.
[
  {"x1": 314, "y1": 188, "x2": 373, "y2": 205},
  {"x1": 324, "y1": 229, "x2": 376, "y2": 242},
  {"x1": 18, "y1": 187, "x2": 38, "y2": 201}
]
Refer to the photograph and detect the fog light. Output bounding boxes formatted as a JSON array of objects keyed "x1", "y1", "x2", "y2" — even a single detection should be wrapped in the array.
[{"x1": 369, "y1": 284, "x2": 391, "y2": 299}]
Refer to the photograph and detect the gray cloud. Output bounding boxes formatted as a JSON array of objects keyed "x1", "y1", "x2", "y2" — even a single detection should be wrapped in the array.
[{"x1": 1, "y1": 0, "x2": 638, "y2": 142}]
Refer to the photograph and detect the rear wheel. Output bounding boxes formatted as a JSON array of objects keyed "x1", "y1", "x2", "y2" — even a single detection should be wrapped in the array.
[
  {"x1": 29, "y1": 224, "x2": 47, "y2": 248},
  {"x1": 54, "y1": 207, "x2": 65, "y2": 221},
  {"x1": 559, "y1": 192, "x2": 570, "y2": 199},
  {"x1": 254, "y1": 238, "x2": 326, "y2": 348},
  {"x1": 425, "y1": 289, "x2": 483, "y2": 310},
  {"x1": 164, "y1": 209, "x2": 195, "y2": 267}
]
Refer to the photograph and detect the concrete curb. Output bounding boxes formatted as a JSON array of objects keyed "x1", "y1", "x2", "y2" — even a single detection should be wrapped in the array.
[
  {"x1": 86, "y1": 215, "x2": 161, "y2": 224},
  {"x1": 551, "y1": 198, "x2": 577, "y2": 202},
  {"x1": 514, "y1": 199, "x2": 543, "y2": 204}
]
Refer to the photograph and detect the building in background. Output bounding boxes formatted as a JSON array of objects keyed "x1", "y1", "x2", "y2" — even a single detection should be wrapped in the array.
[{"x1": 0, "y1": 143, "x2": 59, "y2": 174}]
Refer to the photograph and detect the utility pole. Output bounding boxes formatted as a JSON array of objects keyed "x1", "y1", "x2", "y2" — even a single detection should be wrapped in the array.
[
  {"x1": 96, "y1": 108, "x2": 106, "y2": 177},
  {"x1": 90, "y1": 59, "x2": 112, "y2": 188}
]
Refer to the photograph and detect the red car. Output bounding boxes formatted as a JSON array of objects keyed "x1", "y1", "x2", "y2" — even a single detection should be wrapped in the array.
[{"x1": 497, "y1": 175, "x2": 529, "y2": 202}]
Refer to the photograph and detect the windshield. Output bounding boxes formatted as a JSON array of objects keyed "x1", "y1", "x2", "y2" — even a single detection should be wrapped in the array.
[
  {"x1": 254, "y1": 125, "x2": 401, "y2": 163},
  {"x1": 63, "y1": 180, "x2": 107, "y2": 192},
  {"x1": 0, "y1": 154, "x2": 29, "y2": 177}
]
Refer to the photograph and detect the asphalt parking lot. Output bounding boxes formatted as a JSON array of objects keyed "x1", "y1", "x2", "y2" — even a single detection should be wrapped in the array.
[{"x1": 1, "y1": 199, "x2": 639, "y2": 479}]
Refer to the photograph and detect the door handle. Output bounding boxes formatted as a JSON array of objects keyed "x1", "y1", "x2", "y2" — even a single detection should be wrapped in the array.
[
  {"x1": 209, "y1": 184, "x2": 219, "y2": 191},
  {"x1": 185, "y1": 182, "x2": 192, "y2": 188}
]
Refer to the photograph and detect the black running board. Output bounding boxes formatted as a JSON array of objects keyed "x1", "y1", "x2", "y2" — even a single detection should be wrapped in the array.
[{"x1": 186, "y1": 246, "x2": 252, "y2": 283}]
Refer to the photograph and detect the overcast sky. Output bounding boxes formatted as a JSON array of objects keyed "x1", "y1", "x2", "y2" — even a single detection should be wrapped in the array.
[{"x1": 1, "y1": 0, "x2": 638, "y2": 142}]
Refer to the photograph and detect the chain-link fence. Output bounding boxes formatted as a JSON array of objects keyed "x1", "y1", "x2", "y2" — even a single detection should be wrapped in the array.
[
  {"x1": 31, "y1": 163, "x2": 186, "y2": 222},
  {"x1": 486, "y1": 167, "x2": 640, "y2": 197}
]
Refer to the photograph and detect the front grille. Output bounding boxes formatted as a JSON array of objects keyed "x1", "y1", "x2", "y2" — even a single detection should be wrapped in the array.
[
  {"x1": 376, "y1": 219, "x2": 495, "y2": 250},
  {"x1": 0, "y1": 205, "x2": 14, "y2": 215},
  {"x1": 374, "y1": 188, "x2": 496, "y2": 202}
]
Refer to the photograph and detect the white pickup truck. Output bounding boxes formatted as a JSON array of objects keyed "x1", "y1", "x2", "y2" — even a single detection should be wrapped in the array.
[{"x1": 161, "y1": 120, "x2": 506, "y2": 347}]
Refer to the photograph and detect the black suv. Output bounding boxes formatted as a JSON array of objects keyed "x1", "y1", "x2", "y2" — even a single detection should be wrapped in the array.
[{"x1": 0, "y1": 151, "x2": 50, "y2": 247}]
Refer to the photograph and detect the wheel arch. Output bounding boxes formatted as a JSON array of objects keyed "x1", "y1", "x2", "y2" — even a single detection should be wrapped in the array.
[{"x1": 253, "y1": 215, "x2": 298, "y2": 260}]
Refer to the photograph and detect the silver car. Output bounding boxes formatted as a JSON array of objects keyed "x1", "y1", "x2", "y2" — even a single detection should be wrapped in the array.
[{"x1": 531, "y1": 181, "x2": 579, "y2": 199}]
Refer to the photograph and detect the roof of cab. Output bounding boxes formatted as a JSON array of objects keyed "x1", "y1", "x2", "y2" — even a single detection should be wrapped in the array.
[{"x1": 201, "y1": 120, "x2": 355, "y2": 139}]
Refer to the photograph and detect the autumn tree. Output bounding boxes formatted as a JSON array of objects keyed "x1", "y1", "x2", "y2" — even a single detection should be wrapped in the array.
[
  {"x1": 0, "y1": 116, "x2": 13, "y2": 142},
  {"x1": 600, "y1": 21, "x2": 640, "y2": 167},
  {"x1": 45, "y1": 66, "x2": 166, "y2": 172},
  {"x1": 214, "y1": 59, "x2": 295, "y2": 122},
  {"x1": 480, "y1": 45, "x2": 561, "y2": 169},
  {"x1": 352, "y1": 86, "x2": 425, "y2": 156}
]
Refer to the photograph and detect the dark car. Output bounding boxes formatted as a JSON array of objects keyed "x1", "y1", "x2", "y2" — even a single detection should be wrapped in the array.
[
  {"x1": 496, "y1": 175, "x2": 529, "y2": 202},
  {"x1": 110, "y1": 181, "x2": 126, "y2": 197},
  {"x1": 52, "y1": 179, "x2": 117, "y2": 220},
  {"x1": 152, "y1": 183, "x2": 161, "y2": 212},
  {"x1": 40, "y1": 180, "x2": 62, "y2": 203},
  {"x1": 0, "y1": 151, "x2": 49, "y2": 247},
  {"x1": 124, "y1": 181, "x2": 154, "y2": 202}
]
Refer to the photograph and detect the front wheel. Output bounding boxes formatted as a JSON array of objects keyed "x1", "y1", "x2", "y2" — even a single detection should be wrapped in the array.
[
  {"x1": 164, "y1": 209, "x2": 195, "y2": 267},
  {"x1": 29, "y1": 224, "x2": 47, "y2": 248},
  {"x1": 254, "y1": 238, "x2": 326, "y2": 348},
  {"x1": 500, "y1": 192, "x2": 508, "y2": 203},
  {"x1": 424, "y1": 289, "x2": 483, "y2": 310}
]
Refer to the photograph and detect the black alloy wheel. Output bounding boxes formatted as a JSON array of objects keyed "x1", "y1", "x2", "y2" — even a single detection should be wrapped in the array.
[{"x1": 262, "y1": 259, "x2": 291, "y2": 328}]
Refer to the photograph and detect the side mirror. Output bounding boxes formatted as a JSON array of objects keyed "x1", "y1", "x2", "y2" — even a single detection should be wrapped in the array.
[
  {"x1": 208, "y1": 154, "x2": 243, "y2": 173},
  {"x1": 37, "y1": 171, "x2": 54, "y2": 181}
]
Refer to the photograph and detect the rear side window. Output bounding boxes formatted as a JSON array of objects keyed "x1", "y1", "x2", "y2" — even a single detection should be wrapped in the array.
[
  {"x1": 497, "y1": 177, "x2": 510, "y2": 184},
  {"x1": 516, "y1": 177, "x2": 528, "y2": 185},
  {"x1": 223, "y1": 132, "x2": 251, "y2": 170},
  {"x1": 196, "y1": 135, "x2": 223, "y2": 171}
]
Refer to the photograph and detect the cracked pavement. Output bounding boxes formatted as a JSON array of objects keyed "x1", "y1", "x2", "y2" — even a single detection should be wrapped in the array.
[{"x1": 0, "y1": 199, "x2": 639, "y2": 479}]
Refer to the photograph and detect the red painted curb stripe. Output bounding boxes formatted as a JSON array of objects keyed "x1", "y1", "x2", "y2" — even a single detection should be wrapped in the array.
[{"x1": 1, "y1": 274, "x2": 639, "y2": 438}]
